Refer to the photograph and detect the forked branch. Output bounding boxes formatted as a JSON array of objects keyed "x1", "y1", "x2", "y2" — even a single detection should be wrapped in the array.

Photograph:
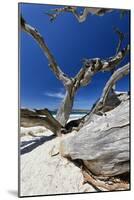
[
  {"x1": 83, "y1": 63, "x2": 129, "y2": 125},
  {"x1": 100, "y1": 63, "x2": 129, "y2": 104},
  {"x1": 20, "y1": 16, "x2": 71, "y2": 87},
  {"x1": 46, "y1": 7, "x2": 113, "y2": 23},
  {"x1": 74, "y1": 44, "x2": 129, "y2": 88},
  {"x1": 20, "y1": 15, "x2": 129, "y2": 126}
]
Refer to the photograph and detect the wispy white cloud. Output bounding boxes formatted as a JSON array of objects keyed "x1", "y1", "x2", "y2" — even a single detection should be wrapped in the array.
[{"x1": 44, "y1": 90, "x2": 65, "y2": 99}]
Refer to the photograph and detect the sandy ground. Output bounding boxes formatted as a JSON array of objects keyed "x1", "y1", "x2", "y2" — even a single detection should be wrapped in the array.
[
  {"x1": 19, "y1": 93, "x2": 129, "y2": 196},
  {"x1": 20, "y1": 126, "x2": 95, "y2": 197}
]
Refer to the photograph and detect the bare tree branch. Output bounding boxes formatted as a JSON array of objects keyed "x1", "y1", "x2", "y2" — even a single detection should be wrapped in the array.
[
  {"x1": 100, "y1": 63, "x2": 129, "y2": 104},
  {"x1": 82, "y1": 63, "x2": 129, "y2": 125},
  {"x1": 82, "y1": 169, "x2": 129, "y2": 191},
  {"x1": 45, "y1": 6, "x2": 77, "y2": 22},
  {"x1": 74, "y1": 44, "x2": 129, "y2": 88},
  {"x1": 20, "y1": 15, "x2": 129, "y2": 127},
  {"x1": 120, "y1": 10, "x2": 129, "y2": 19},
  {"x1": 72, "y1": 7, "x2": 113, "y2": 22},
  {"x1": 46, "y1": 7, "x2": 129, "y2": 23},
  {"x1": 20, "y1": 16, "x2": 71, "y2": 87},
  {"x1": 55, "y1": 42, "x2": 129, "y2": 126},
  {"x1": 113, "y1": 27, "x2": 126, "y2": 55},
  {"x1": 21, "y1": 108, "x2": 62, "y2": 136},
  {"x1": 35, "y1": 108, "x2": 62, "y2": 129},
  {"x1": 46, "y1": 7, "x2": 113, "y2": 23},
  {"x1": 110, "y1": 27, "x2": 126, "y2": 92}
]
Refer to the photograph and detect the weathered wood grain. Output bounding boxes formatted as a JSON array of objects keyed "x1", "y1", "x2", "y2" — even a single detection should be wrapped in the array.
[{"x1": 60, "y1": 97, "x2": 130, "y2": 177}]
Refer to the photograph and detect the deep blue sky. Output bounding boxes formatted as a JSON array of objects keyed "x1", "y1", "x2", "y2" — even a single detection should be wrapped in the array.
[{"x1": 19, "y1": 3, "x2": 130, "y2": 110}]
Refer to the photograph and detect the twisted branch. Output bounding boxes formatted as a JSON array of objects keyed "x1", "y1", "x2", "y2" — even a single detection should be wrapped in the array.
[
  {"x1": 74, "y1": 44, "x2": 129, "y2": 89},
  {"x1": 83, "y1": 63, "x2": 130, "y2": 125},
  {"x1": 20, "y1": 15, "x2": 129, "y2": 126},
  {"x1": 46, "y1": 7, "x2": 113, "y2": 23},
  {"x1": 82, "y1": 169, "x2": 129, "y2": 191},
  {"x1": 21, "y1": 16, "x2": 71, "y2": 87}
]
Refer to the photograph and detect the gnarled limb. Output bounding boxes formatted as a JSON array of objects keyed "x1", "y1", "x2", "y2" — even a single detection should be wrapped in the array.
[
  {"x1": 21, "y1": 108, "x2": 62, "y2": 136},
  {"x1": 46, "y1": 7, "x2": 113, "y2": 23},
  {"x1": 20, "y1": 15, "x2": 129, "y2": 127},
  {"x1": 110, "y1": 27, "x2": 126, "y2": 91},
  {"x1": 45, "y1": 6, "x2": 77, "y2": 22},
  {"x1": 20, "y1": 16, "x2": 71, "y2": 87},
  {"x1": 55, "y1": 46, "x2": 129, "y2": 126},
  {"x1": 70, "y1": 8, "x2": 113, "y2": 23},
  {"x1": 100, "y1": 63, "x2": 129, "y2": 105},
  {"x1": 20, "y1": 16, "x2": 77, "y2": 126},
  {"x1": 82, "y1": 170, "x2": 129, "y2": 191},
  {"x1": 82, "y1": 63, "x2": 129, "y2": 125},
  {"x1": 113, "y1": 27, "x2": 126, "y2": 55},
  {"x1": 75, "y1": 44, "x2": 129, "y2": 88}
]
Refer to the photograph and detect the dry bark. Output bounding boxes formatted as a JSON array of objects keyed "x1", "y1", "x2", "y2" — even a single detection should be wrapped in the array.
[
  {"x1": 82, "y1": 63, "x2": 130, "y2": 125},
  {"x1": 82, "y1": 169, "x2": 129, "y2": 191},
  {"x1": 21, "y1": 108, "x2": 62, "y2": 136},
  {"x1": 60, "y1": 94, "x2": 130, "y2": 177}
]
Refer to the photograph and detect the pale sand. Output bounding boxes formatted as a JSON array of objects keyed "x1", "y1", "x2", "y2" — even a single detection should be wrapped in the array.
[
  {"x1": 20, "y1": 93, "x2": 129, "y2": 196},
  {"x1": 20, "y1": 126, "x2": 95, "y2": 196}
]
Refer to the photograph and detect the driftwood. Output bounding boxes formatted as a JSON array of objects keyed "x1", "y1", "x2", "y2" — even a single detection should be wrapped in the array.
[
  {"x1": 82, "y1": 169, "x2": 129, "y2": 191},
  {"x1": 21, "y1": 108, "x2": 62, "y2": 136},
  {"x1": 20, "y1": 16, "x2": 129, "y2": 126},
  {"x1": 20, "y1": 62, "x2": 129, "y2": 139},
  {"x1": 60, "y1": 95, "x2": 130, "y2": 177},
  {"x1": 20, "y1": 10, "x2": 130, "y2": 192},
  {"x1": 59, "y1": 64, "x2": 130, "y2": 178},
  {"x1": 81, "y1": 63, "x2": 130, "y2": 126},
  {"x1": 46, "y1": 7, "x2": 113, "y2": 23},
  {"x1": 46, "y1": 7, "x2": 128, "y2": 23}
]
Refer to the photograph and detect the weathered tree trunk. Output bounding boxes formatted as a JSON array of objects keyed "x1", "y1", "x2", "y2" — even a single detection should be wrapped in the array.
[
  {"x1": 60, "y1": 96, "x2": 130, "y2": 177},
  {"x1": 60, "y1": 64, "x2": 130, "y2": 177},
  {"x1": 56, "y1": 89, "x2": 74, "y2": 126}
]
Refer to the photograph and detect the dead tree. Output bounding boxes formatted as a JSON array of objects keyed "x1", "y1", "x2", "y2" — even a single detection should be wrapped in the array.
[
  {"x1": 46, "y1": 7, "x2": 113, "y2": 23},
  {"x1": 60, "y1": 63, "x2": 130, "y2": 190},
  {"x1": 20, "y1": 15, "x2": 129, "y2": 128},
  {"x1": 20, "y1": 9, "x2": 130, "y2": 190},
  {"x1": 79, "y1": 62, "x2": 130, "y2": 127},
  {"x1": 46, "y1": 7, "x2": 128, "y2": 23}
]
